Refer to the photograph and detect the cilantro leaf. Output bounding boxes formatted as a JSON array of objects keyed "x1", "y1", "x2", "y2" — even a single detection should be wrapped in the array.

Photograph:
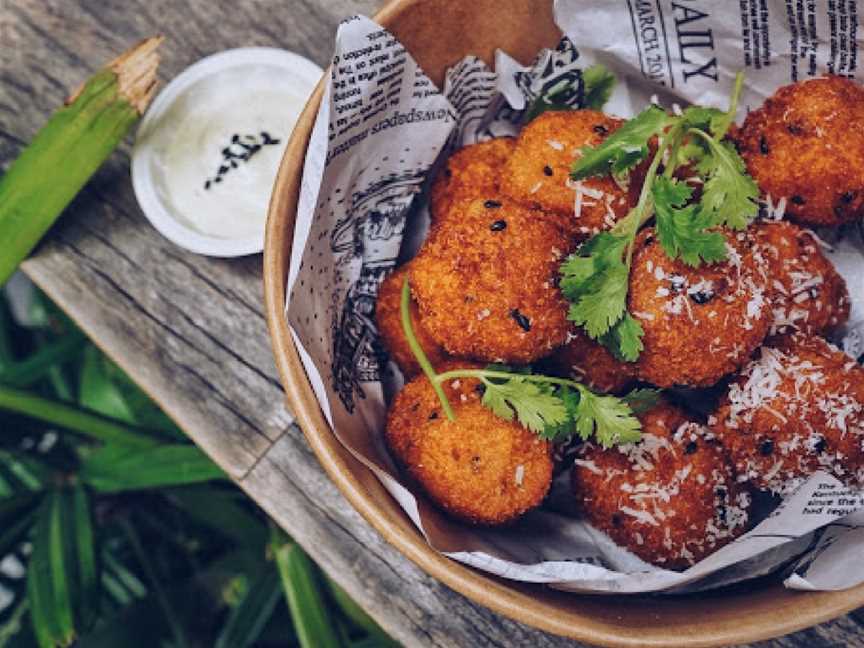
[
  {"x1": 537, "y1": 385, "x2": 582, "y2": 442},
  {"x1": 653, "y1": 176, "x2": 728, "y2": 267},
  {"x1": 559, "y1": 232, "x2": 625, "y2": 300},
  {"x1": 621, "y1": 388, "x2": 662, "y2": 415},
  {"x1": 573, "y1": 389, "x2": 643, "y2": 448},
  {"x1": 571, "y1": 105, "x2": 673, "y2": 180},
  {"x1": 696, "y1": 136, "x2": 759, "y2": 229},
  {"x1": 582, "y1": 64, "x2": 616, "y2": 110},
  {"x1": 480, "y1": 376, "x2": 568, "y2": 434},
  {"x1": 599, "y1": 313, "x2": 645, "y2": 362},
  {"x1": 568, "y1": 263, "x2": 629, "y2": 338}
]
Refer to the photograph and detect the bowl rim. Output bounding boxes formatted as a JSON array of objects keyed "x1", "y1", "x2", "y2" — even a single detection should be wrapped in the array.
[{"x1": 263, "y1": 1, "x2": 864, "y2": 644}]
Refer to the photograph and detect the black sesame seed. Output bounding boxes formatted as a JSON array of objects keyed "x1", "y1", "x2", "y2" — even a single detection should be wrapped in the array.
[
  {"x1": 231, "y1": 133, "x2": 240, "y2": 143},
  {"x1": 490, "y1": 220, "x2": 507, "y2": 231},
  {"x1": 484, "y1": 199, "x2": 502, "y2": 209},
  {"x1": 214, "y1": 176, "x2": 223, "y2": 183},
  {"x1": 511, "y1": 308, "x2": 531, "y2": 332},
  {"x1": 813, "y1": 436, "x2": 828, "y2": 453},
  {"x1": 790, "y1": 195, "x2": 806, "y2": 205},
  {"x1": 689, "y1": 290, "x2": 715, "y2": 305},
  {"x1": 611, "y1": 513, "x2": 623, "y2": 527},
  {"x1": 684, "y1": 440, "x2": 698, "y2": 455},
  {"x1": 204, "y1": 180, "x2": 211, "y2": 190},
  {"x1": 841, "y1": 191, "x2": 857, "y2": 204},
  {"x1": 428, "y1": 411, "x2": 438, "y2": 420},
  {"x1": 669, "y1": 275, "x2": 686, "y2": 294},
  {"x1": 759, "y1": 135, "x2": 769, "y2": 155},
  {"x1": 759, "y1": 439, "x2": 774, "y2": 456},
  {"x1": 543, "y1": 165, "x2": 554, "y2": 176},
  {"x1": 786, "y1": 123, "x2": 804, "y2": 136},
  {"x1": 593, "y1": 124, "x2": 609, "y2": 136}
]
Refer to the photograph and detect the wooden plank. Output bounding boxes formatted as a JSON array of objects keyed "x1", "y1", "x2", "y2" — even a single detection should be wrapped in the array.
[{"x1": 2, "y1": 1, "x2": 862, "y2": 646}]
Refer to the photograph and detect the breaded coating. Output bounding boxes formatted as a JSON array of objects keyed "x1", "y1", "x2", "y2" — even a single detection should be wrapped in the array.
[
  {"x1": 375, "y1": 265, "x2": 447, "y2": 378},
  {"x1": 630, "y1": 228, "x2": 771, "y2": 388},
  {"x1": 501, "y1": 110, "x2": 638, "y2": 237},
  {"x1": 385, "y1": 359, "x2": 483, "y2": 460},
  {"x1": 571, "y1": 403, "x2": 751, "y2": 569},
  {"x1": 709, "y1": 334, "x2": 864, "y2": 495},
  {"x1": 736, "y1": 76, "x2": 864, "y2": 227},
  {"x1": 385, "y1": 364, "x2": 553, "y2": 525},
  {"x1": 410, "y1": 197, "x2": 572, "y2": 363},
  {"x1": 430, "y1": 138, "x2": 515, "y2": 226},
  {"x1": 752, "y1": 220, "x2": 850, "y2": 338},
  {"x1": 546, "y1": 327, "x2": 637, "y2": 394}
]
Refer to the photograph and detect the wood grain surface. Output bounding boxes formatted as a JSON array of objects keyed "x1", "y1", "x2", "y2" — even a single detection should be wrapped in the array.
[{"x1": 1, "y1": 1, "x2": 862, "y2": 646}]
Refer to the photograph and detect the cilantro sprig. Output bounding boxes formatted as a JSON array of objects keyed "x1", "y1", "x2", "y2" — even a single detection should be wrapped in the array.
[
  {"x1": 560, "y1": 72, "x2": 758, "y2": 362},
  {"x1": 399, "y1": 280, "x2": 657, "y2": 447}
]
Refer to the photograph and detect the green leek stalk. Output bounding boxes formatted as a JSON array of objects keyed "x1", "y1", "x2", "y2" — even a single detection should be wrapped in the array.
[{"x1": 0, "y1": 37, "x2": 163, "y2": 286}]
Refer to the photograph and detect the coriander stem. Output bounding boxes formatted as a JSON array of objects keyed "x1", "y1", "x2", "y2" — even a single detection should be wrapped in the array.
[
  {"x1": 434, "y1": 369, "x2": 590, "y2": 397},
  {"x1": 399, "y1": 279, "x2": 455, "y2": 421}
]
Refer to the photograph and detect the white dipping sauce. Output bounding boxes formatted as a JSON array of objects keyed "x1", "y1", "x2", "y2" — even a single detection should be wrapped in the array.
[
  {"x1": 148, "y1": 65, "x2": 303, "y2": 239},
  {"x1": 132, "y1": 48, "x2": 323, "y2": 255}
]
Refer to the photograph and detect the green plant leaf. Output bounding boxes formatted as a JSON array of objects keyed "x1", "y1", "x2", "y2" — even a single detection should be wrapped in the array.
[
  {"x1": 78, "y1": 346, "x2": 136, "y2": 424},
  {"x1": 78, "y1": 348, "x2": 184, "y2": 439},
  {"x1": 0, "y1": 386, "x2": 158, "y2": 449},
  {"x1": 166, "y1": 487, "x2": 267, "y2": 549},
  {"x1": 27, "y1": 492, "x2": 75, "y2": 648},
  {"x1": 0, "y1": 332, "x2": 84, "y2": 388},
  {"x1": 70, "y1": 485, "x2": 98, "y2": 629},
  {"x1": 274, "y1": 539, "x2": 342, "y2": 648},
  {"x1": 0, "y1": 449, "x2": 48, "y2": 493},
  {"x1": 214, "y1": 566, "x2": 281, "y2": 648},
  {"x1": 0, "y1": 494, "x2": 39, "y2": 563},
  {"x1": 80, "y1": 445, "x2": 224, "y2": 492}
]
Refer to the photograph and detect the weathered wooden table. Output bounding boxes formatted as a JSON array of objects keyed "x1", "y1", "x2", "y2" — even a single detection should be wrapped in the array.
[{"x1": 3, "y1": 1, "x2": 863, "y2": 646}]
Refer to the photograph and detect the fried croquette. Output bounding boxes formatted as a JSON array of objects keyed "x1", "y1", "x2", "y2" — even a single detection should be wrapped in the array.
[
  {"x1": 571, "y1": 403, "x2": 751, "y2": 569},
  {"x1": 501, "y1": 110, "x2": 638, "y2": 237},
  {"x1": 385, "y1": 359, "x2": 483, "y2": 460},
  {"x1": 546, "y1": 327, "x2": 637, "y2": 394},
  {"x1": 630, "y1": 228, "x2": 771, "y2": 388},
  {"x1": 709, "y1": 334, "x2": 864, "y2": 495},
  {"x1": 385, "y1": 364, "x2": 553, "y2": 525},
  {"x1": 409, "y1": 197, "x2": 572, "y2": 363},
  {"x1": 736, "y1": 76, "x2": 864, "y2": 227},
  {"x1": 753, "y1": 220, "x2": 850, "y2": 338},
  {"x1": 430, "y1": 138, "x2": 515, "y2": 226},
  {"x1": 375, "y1": 265, "x2": 447, "y2": 378}
]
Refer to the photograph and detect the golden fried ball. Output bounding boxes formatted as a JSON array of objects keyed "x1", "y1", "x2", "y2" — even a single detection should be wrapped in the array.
[
  {"x1": 752, "y1": 220, "x2": 850, "y2": 338},
  {"x1": 501, "y1": 110, "x2": 638, "y2": 238},
  {"x1": 430, "y1": 138, "x2": 516, "y2": 226},
  {"x1": 709, "y1": 334, "x2": 864, "y2": 495},
  {"x1": 545, "y1": 327, "x2": 637, "y2": 394},
  {"x1": 409, "y1": 197, "x2": 572, "y2": 364},
  {"x1": 385, "y1": 359, "x2": 483, "y2": 460},
  {"x1": 385, "y1": 363, "x2": 553, "y2": 525},
  {"x1": 376, "y1": 264, "x2": 448, "y2": 378},
  {"x1": 736, "y1": 76, "x2": 864, "y2": 227},
  {"x1": 571, "y1": 402, "x2": 751, "y2": 569},
  {"x1": 630, "y1": 228, "x2": 771, "y2": 388}
]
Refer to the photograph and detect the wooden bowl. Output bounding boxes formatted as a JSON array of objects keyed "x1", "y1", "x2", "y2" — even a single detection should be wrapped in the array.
[{"x1": 263, "y1": 1, "x2": 864, "y2": 644}]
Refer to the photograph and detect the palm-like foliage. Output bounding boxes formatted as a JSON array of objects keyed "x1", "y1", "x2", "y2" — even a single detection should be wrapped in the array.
[{"x1": 0, "y1": 282, "x2": 395, "y2": 648}]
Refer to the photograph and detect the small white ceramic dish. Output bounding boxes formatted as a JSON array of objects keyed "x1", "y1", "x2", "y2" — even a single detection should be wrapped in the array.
[{"x1": 132, "y1": 47, "x2": 323, "y2": 257}]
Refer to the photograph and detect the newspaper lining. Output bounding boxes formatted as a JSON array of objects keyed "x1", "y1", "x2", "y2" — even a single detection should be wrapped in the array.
[{"x1": 286, "y1": 2, "x2": 864, "y2": 593}]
